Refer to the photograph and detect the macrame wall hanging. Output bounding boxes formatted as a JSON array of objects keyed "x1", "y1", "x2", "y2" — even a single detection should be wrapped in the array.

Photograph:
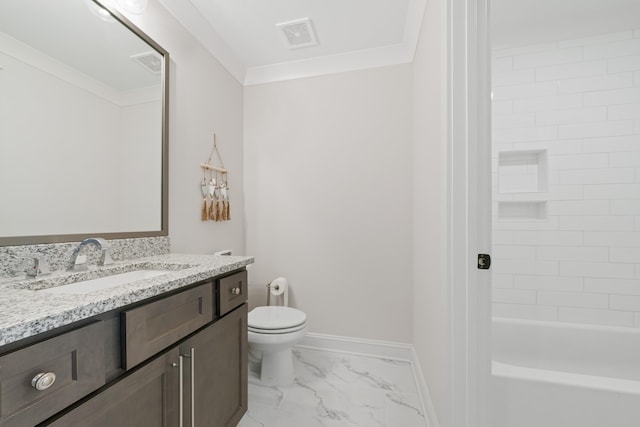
[{"x1": 200, "y1": 134, "x2": 231, "y2": 222}]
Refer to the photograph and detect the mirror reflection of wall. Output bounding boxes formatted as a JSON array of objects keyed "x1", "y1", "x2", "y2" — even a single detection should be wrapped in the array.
[{"x1": 0, "y1": 0, "x2": 166, "y2": 241}]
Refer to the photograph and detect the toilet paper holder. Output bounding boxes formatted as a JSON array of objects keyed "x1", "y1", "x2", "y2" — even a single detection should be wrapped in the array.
[{"x1": 265, "y1": 277, "x2": 289, "y2": 307}]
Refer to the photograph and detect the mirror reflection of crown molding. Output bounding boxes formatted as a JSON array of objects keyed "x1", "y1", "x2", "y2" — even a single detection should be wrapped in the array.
[
  {"x1": 90, "y1": 0, "x2": 148, "y2": 17},
  {"x1": 0, "y1": 33, "x2": 159, "y2": 106},
  {"x1": 117, "y1": 0, "x2": 148, "y2": 15},
  {"x1": 85, "y1": 0, "x2": 116, "y2": 23}
]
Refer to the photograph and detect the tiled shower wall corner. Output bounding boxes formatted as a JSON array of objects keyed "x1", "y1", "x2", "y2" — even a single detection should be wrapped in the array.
[{"x1": 491, "y1": 29, "x2": 640, "y2": 328}]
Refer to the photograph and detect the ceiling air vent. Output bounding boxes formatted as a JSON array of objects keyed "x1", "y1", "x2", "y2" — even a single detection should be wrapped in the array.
[
  {"x1": 276, "y1": 18, "x2": 318, "y2": 49},
  {"x1": 130, "y1": 51, "x2": 162, "y2": 75}
]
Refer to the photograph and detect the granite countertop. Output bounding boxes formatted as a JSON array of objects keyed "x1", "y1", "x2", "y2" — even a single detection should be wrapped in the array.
[{"x1": 0, "y1": 254, "x2": 254, "y2": 347}]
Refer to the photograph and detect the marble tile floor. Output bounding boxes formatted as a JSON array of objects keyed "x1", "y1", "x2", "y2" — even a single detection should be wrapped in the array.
[{"x1": 238, "y1": 347, "x2": 429, "y2": 427}]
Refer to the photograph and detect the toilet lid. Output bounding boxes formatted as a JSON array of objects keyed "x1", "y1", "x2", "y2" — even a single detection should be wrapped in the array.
[{"x1": 248, "y1": 306, "x2": 307, "y2": 330}]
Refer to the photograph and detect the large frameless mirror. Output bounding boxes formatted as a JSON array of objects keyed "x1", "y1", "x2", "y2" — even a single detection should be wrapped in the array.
[{"x1": 0, "y1": 0, "x2": 169, "y2": 245}]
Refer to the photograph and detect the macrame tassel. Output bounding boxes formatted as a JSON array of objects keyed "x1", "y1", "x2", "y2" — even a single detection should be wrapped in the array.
[
  {"x1": 226, "y1": 200, "x2": 231, "y2": 220},
  {"x1": 208, "y1": 199, "x2": 215, "y2": 221},
  {"x1": 201, "y1": 198, "x2": 208, "y2": 221},
  {"x1": 215, "y1": 201, "x2": 221, "y2": 221},
  {"x1": 221, "y1": 200, "x2": 227, "y2": 221}
]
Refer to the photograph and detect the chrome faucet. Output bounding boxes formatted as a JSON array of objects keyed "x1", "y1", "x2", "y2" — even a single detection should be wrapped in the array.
[{"x1": 69, "y1": 238, "x2": 115, "y2": 271}]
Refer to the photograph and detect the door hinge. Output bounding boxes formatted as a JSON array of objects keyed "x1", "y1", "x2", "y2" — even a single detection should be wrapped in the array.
[{"x1": 477, "y1": 254, "x2": 491, "y2": 270}]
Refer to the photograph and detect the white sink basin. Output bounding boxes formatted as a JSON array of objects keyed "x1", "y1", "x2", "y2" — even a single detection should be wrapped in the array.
[{"x1": 41, "y1": 269, "x2": 171, "y2": 295}]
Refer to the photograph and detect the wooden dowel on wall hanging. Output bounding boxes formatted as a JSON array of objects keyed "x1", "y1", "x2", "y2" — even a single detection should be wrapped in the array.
[{"x1": 199, "y1": 163, "x2": 228, "y2": 173}]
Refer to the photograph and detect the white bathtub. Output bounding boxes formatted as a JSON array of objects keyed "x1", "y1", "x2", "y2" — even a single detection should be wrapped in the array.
[{"x1": 490, "y1": 318, "x2": 640, "y2": 427}]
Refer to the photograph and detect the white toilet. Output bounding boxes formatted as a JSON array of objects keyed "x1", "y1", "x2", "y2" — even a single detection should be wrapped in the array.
[{"x1": 248, "y1": 278, "x2": 308, "y2": 386}]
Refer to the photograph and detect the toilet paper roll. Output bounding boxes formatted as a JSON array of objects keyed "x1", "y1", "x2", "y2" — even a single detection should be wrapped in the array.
[
  {"x1": 269, "y1": 277, "x2": 288, "y2": 296},
  {"x1": 268, "y1": 277, "x2": 289, "y2": 307}
]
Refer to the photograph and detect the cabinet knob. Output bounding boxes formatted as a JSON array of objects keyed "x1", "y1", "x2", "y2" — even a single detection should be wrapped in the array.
[
  {"x1": 31, "y1": 372, "x2": 56, "y2": 391},
  {"x1": 231, "y1": 287, "x2": 241, "y2": 295}
]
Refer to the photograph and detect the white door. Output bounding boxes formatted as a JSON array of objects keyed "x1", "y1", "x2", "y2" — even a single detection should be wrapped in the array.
[{"x1": 444, "y1": 0, "x2": 492, "y2": 425}]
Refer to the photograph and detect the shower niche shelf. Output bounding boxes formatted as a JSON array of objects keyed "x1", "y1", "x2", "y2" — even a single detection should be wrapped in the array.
[
  {"x1": 497, "y1": 149, "x2": 549, "y2": 221},
  {"x1": 498, "y1": 149, "x2": 548, "y2": 194},
  {"x1": 498, "y1": 201, "x2": 548, "y2": 221}
]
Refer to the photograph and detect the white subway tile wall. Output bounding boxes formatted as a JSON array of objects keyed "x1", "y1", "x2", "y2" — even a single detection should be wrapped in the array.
[{"x1": 492, "y1": 29, "x2": 640, "y2": 328}]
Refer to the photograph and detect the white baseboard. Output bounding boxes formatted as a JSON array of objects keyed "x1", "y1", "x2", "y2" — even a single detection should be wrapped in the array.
[
  {"x1": 298, "y1": 332, "x2": 415, "y2": 360},
  {"x1": 296, "y1": 332, "x2": 440, "y2": 427}
]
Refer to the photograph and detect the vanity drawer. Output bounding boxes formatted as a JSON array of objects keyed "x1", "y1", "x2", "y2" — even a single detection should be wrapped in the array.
[
  {"x1": 122, "y1": 282, "x2": 213, "y2": 369},
  {"x1": 0, "y1": 321, "x2": 105, "y2": 427},
  {"x1": 217, "y1": 270, "x2": 247, "y2": 316}
]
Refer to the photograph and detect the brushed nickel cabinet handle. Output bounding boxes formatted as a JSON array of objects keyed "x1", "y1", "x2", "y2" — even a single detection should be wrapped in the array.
[
  {"x1": 190, "y1": 347, "x2": 195, "y2": 427},
  {"x1": 178, "y1": 355, "x2": 184, "y2": 427},
  {"x1": 31, "y1": 372, "x2": 56, "y2": 391},
  {"x1": 180, "y1": 349, "x2": 196, "y2": 427},
  {"x1": 231, "y1": 287, "x2": 241, "y2": 295}
]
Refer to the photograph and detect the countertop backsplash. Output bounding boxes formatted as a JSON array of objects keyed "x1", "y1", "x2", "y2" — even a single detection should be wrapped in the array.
[{"x1": 0, "y1": 237, "x2": 171, "y2": 279}]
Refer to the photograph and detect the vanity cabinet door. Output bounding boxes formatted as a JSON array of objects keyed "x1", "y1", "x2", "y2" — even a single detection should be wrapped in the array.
[
  {"x1": 181, "y1": 304, "x2": 248, "y2": 427},
  {"x1": 46, "y1": 347, "x2": 181, "y2": 427}
]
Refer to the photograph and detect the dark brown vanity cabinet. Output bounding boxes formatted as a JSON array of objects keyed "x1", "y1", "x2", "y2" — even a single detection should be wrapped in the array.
[
  {"x1": 0, "y1": 322, "x2": 105, "y2": 427},
  {"x1": 48, "y1": 304, "x2": 247, "y2": 427},
  {"x1": 46, "y1": 348, "x2": 181, "y2": 427},
  {"x1": 217, "y1": 270, "x2": 247, "y2": 317},
  {"x1": 0, "y1": 269, "x2": 249, "y2": 427},
  {"x1": 122, "y1": 282, "x2": 214, "y2": 370},
  {"x1": 181, "y1": 303, "x2": 248, "y2": 427}
]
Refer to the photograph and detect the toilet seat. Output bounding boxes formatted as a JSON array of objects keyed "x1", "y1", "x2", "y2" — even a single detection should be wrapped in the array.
[
  {"x1": 249, "y1": 323, "x2": 307, "y2": 334},
  {"x1": 248, "y1": 306, "x2": 307, "y2": 333}
]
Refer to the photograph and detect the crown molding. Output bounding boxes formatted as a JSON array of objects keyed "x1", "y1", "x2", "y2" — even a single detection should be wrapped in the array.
[
  {"x1": 157, "y1": 0, "x2": 247, "y2": 83},
  {"x1": 159, "y1": 0, "x2": 426, "y2": 86},
  {"x1": 243, "y1": 43, "x2": 414, "y2": 86}
]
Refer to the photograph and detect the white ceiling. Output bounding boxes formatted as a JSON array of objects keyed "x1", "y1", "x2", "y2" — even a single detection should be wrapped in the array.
[
  {"x1": 157, "y1": 0, "x2": 640, "y2": 85},
  {"x1": 158, "y1": 0, "x2": 427, "y2": 86}
]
